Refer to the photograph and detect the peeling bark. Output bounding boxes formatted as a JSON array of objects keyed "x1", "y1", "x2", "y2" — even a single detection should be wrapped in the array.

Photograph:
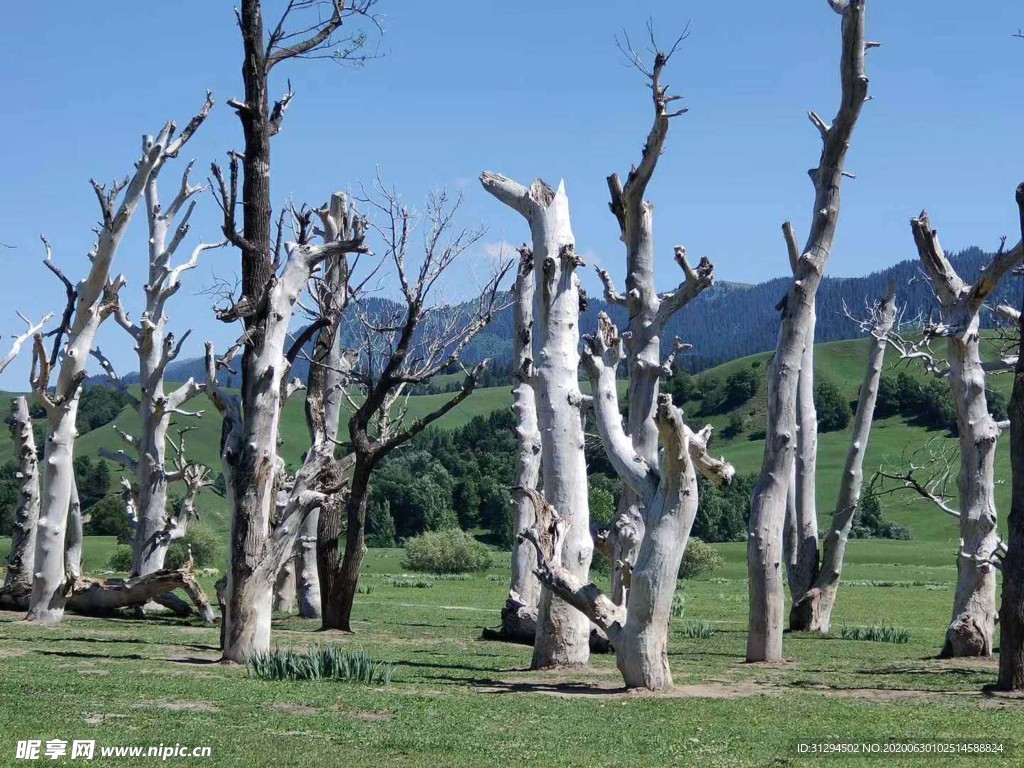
[
  {"x1": 791, "y1": 286, "x2": 896, "y2": 631},
  {"x1": 747, "y1": 0, "x2": 870, "y2": 662},
  {"x1": 482, "y1": 173, "x2": 592, "y2": 667},
  {"x1": 502, "y1": 245, "x2": 543, "y2": 640},
  {"x1": 2, "y1": 397, "x2": 39, "y2": 591}
]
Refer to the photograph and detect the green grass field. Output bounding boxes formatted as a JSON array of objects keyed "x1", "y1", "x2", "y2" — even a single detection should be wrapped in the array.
[
  {"x1": 1, "y1": 543, "x2": 1021, "y2": 767},
  {"x1": 1, "y1": 335, "x2": 1020, "y2": 766}
]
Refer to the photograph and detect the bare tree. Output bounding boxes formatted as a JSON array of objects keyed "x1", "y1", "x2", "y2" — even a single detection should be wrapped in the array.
[
  {"x1": 519, "y1": 314, "x2": 733, "y2": 690},
  {"x1": 746, "y1": 0, "x2": 871, "y2": 662},
  {"x1": 481, "y1": 173, "x2": 593, "y2": 667},
  {"x1": 25, "y1": 104, "x2": 213, "y2": 624},
  {"x1": 999, "y1": 183, "x2": 1024, "y2": 689},
  {"x1": 882, "y1": 214, "x2": 1022, "y2": 657},
  {"x1": 597, "y1": 29, "x2": 715, "y2": 606},
  {"x1": 790, "y1": 286, "x2": 896, "y2": 631},
  {"x1": 96, "y1": 94, "x2": 224, "y2": 592},
  {"x1": 210, "y1": 0, "x2": 380, "y2": 661},
  {"x1": 490, "y1": 244, "x2": 543, "y2": 641},
  {"x1": 205, "y1": 201, "x2": 368, "y2": 661},
  {"x1": 273, "y1": 193, "x2": 364, "y2": 618},
  {"x1": 318, "y1": 186, "x2": 510, "y2": 631},
  {"x1": 0, "y1": 314, "x2": 52, "y2": 374}
]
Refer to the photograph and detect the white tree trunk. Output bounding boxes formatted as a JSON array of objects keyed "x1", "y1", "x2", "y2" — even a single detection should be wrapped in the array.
[
  {"x1": 26, "y1": 108, "x2": 212, "y2": 624},
  {"x1": 212, "y1": 208, "x2": 365, "y2": 661},
  {"x1": 273, "y1": 555, "x2": 297, "y2": 613},
  {"x1": 503, "y1": 246, "x2": 543, "y2": 638},
  {"x1": 906, "y1": 216, "x2": 1024, "y2": 656},
  {"x1": 522, "y1": 314, "x2": 734, "y2": 689},
  {"x1": 787, "y1": 311, "x2": 820, "y2": 619},
  {"x1": 481, "y1": 173, "x2": 592, "y2": 667},
  {"x1": 791, "y1": 287, "x2": 896, "y2": 631},
  {"x1": 2, "y1": 397, "x2": 39, "y2": 591},
  {"x1": 747, "y1": 0, "x2": 869, "y2": 662}
]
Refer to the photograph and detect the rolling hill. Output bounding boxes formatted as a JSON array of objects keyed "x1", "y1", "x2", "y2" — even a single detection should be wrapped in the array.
[{"x1": 2, "y1": 327, "x2": 1016, "y2": 552}]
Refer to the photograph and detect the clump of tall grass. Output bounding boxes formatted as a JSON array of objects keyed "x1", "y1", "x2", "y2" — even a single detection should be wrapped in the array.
[
  {"x1": 670, "y1": 591, "x2": 687, "y2": 619},
  {"x1": 389, "y1": 578, "x2": 433, "y2": 589},
  {"x1": 357, "y1": 584, "x2": 375, "y2": 595},
  {"x1": 840, "y1": 624, "x2": 910, "y2": 644},
  {"x1": 245, "y1": 646, "x2": 397, "y2": 684},
  {"x1": 678, "y1": 620, "x2": 717, "y2": 639}
]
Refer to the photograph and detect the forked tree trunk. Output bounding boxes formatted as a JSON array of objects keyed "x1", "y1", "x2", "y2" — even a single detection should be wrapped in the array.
[
  {"x1": 482, "y1": 173, "x2": 592, "y2": 668},
  {"x1": 906, "y1": 215, "x2": 1022, "y2": 657},
  {"x1": 523, "y1": 315, "x2": 733, "y2": 689},
  {"x1": 998, "y1": 184, "x2": 1024, "y2": 690},
  {"x1": 209, "y1": 229, "x2": 364, "y2": 661},
  {"x1": 2, "y1": 397, "x2": 39, "y2": 591},
  {"x1": 747, "y1": 0, "x2": 869, "y2": 662},
  {"x1": 787, "y1": 310, "x2": 820, "y2": 616},
  {"x1": 791, "y1": 286, "x2": 896, "y2": 631}
]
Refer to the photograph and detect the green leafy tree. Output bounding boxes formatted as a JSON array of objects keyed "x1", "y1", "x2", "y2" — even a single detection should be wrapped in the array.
[{"x1": 815, "y1": 378, "x2": 851, "y2": 432}]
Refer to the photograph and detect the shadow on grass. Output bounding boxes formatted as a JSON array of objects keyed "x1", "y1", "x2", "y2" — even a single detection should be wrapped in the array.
[
  {"x1": 470, "y1": 679, "x2": 626, "y2": 696},
  {"x1": 33, "y1": 649, "x2": 146, "y2": 661}
]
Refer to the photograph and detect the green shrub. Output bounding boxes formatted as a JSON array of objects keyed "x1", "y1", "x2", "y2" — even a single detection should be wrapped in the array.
[
  {"x1": 840, "y1": 623, "x2": 909, "y2": 644},
  {"x1": 678, "y1": 620, "x2": 717, "y2": 639},
  {"x1": 402, "y1": 529, "x2": 493, "y2": 574},
  {"x1": 678, "y1": 538, "x2": 725, "y2": 580},
  {"x1": 670, "y1": 590, "x2": 686, "y2": 619},
  {"x1": 106, "y1": 544, "x2": 134, "y2": 573},
  {"x1": 389, "y1": 578, "x2": 433, "y2": 589},
  {"x1": 165, "y1": 525, "x2": 220, "y2": 570},
  {"x1": 245, "y1": 646, "x2": 396, "y2": 684}
]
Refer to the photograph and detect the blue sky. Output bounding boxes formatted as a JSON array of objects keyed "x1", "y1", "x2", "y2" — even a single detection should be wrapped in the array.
[{"x1": 0, "y1": 1, "x2": 1022, "y2": 388}]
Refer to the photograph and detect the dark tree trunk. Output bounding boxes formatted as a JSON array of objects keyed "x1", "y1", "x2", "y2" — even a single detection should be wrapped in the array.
[
  {"x1": 319, "y1": 458, "x2": 370, "y2": 631},
  {"x1": 998, "y1": 184, "x2": 1024, "y2": 690}
]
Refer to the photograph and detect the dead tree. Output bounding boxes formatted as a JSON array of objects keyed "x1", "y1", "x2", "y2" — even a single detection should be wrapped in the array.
[
  {"x1": 318, "y1": 186, "x2": 509, "y2": 632},
  {"x1": 519, "y1": 315, "x2": 733, "y2": 690},
  {"x1": 492, "y1": 245, "x2": 544, "y2": 641},
  {"x1": 206, "y1": 205, "x2": 368, "y2": 661},
  {"x1": 790, "y1": 286, "x2": 896, "y2": 631},
  {"x1": 2, "y1": 397, "x2": 40, "y2": 591},
  {"x1": 597, "y1": 29, "x2": 714, "y2": 606},
  {"x1": 481, "y1": 173, "x2": 593, "y2": 668},
  {"x1": 999, "y1": 184, "x2": 1024, "y2": 689},
  {"x1": 884, "y1": 215, "x2": 1022, "y2": 657},
  {"x1": 782, "y1": 221, "x2": 821, "y2": 627},
  {"x1": 274, "y1": 194, "x2": 364, "y2": 619},
  {"x1": 98, "y1": 101, "x2": 224, "y2": 583},
  {"x1": 0, "y1": 314, "x2": 52, "y2": 374},
  {"x1": 747, "y1": 0, "x2": 871, "y2": 662},
  {"x1": 211, "y1": 0, "x2": 379, "y2": 661},
  {"x1": 26, "y1": 104, "x2": 212, "y2": 624}
]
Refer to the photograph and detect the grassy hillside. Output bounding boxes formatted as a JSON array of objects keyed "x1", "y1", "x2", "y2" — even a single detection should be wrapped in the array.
[{"x1": 0, "y1": 333, "x2": 1012, "y2": 548}]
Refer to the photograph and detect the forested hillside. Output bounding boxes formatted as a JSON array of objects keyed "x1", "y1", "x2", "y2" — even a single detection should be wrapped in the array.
[{"x1": 120, "y1": 246, "x2": 1016, "y2": 389}]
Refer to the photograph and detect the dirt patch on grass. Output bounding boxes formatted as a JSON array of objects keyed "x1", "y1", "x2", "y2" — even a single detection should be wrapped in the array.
[
  {"x1": 475, "y1": 678, "x2": 778, "y2": 700},
  {"x1": 134, "y1": 699, "x2": 220, "y2": 713},
  {"x1": 0, "y1": 648, "x2": 28, "y2": 658}
]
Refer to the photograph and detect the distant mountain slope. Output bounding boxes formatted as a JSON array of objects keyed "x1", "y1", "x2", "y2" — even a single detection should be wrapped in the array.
[{"x1": 117, "y1": 246, "x2": 1015, "y2": 385}]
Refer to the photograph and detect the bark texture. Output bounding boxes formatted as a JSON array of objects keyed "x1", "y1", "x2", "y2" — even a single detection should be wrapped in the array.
[
  {"x1": 501, "y1": 245, "x2": 543, "y2": 640},
  {"x1": 481, "y1": 173, "x2": 592, "y2": 667},
  {"x1": 907, "y1": 214, "x2": 1022, "y2": 657},
  {"x1": 790, "y1": 286, "x2": 896, "y2": 631},
  {"x1": 2, "y1": 397, "x2": 39, "y2": 590},
  {"x1": 747, "y1": 0, "x2": 870, "y2": 662}
]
